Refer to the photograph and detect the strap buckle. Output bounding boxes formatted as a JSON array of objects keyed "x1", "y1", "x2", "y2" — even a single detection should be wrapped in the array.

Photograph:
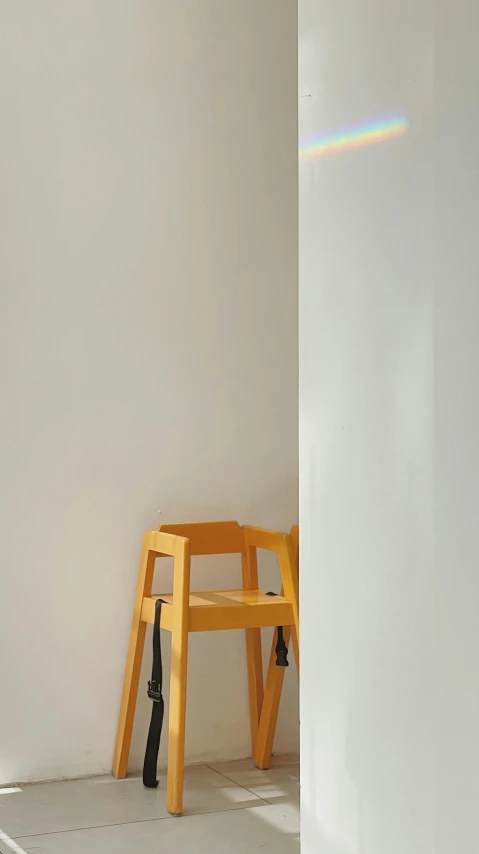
[
  {"x1": 147, "y1": 680, "x2": 163, "y2": 703},
  {"x1": 266, "y1": 592, "x2": 290, "y2": 667},
  {"x1": 275, "y1": 647, "x2": 289, "y2": 667}
]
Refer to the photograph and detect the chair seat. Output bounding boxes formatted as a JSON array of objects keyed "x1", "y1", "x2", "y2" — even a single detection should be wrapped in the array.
[{"x1": 141, "y1": 589, "x2": 294, "y2": 633}]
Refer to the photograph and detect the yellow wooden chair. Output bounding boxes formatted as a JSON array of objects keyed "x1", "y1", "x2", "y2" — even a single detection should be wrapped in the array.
[
  {"x1": 253, "y1": 525, "x2": 299, "y2": 769},
  {"x1": 112, "y1": 520, "x2": 299, "y2": 816}
]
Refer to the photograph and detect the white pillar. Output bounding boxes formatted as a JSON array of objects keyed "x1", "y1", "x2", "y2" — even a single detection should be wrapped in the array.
[{"x1": 300, "y1": 0, "x2": 479, "y2": 851}]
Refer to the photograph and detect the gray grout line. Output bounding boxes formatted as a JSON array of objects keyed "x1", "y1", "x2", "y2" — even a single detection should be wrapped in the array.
[
  {"x1": 13, "y1": 801, "x2": 277, "y2": 842},
  {"x1": 204, "y1": 764, "x2": 271, "y2": 806},
  {"x1": 205, "y1": 765, "x2": 301, "y2": 810},
  {"x1": 8, "y1": 761, "x2": 299, "y2": 842},
  {"x1": 0, "y1": 829, "x2": 29, "y2": 854}
]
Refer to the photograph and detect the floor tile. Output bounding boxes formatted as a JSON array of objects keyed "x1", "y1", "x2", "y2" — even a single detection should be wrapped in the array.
[
  {"x1": 14, "y1": 803, "x2": 300, "y2": 854},
  {"x1": 0, "y1": 766, "x2": 262, "y2": 839},
  {"x1": 209, "y1": 757, "x2": 300, "y2": 804},
  {"x1": 0, "y1": 830, "x2": 23, "y2": 854}
]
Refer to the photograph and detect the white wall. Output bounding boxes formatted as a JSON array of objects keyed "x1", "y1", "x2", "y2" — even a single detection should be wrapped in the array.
[
  {"x1": 300, "y1": 0, "x2": 479, "y2": 852},
  {"x1": 0, "y1": 0, "x2": 298, "y2": 785}
]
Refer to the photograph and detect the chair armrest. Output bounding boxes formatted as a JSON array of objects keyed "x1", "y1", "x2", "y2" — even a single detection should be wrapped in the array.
[{"x1": 144, "y1": 530, "x2": 189, "y2": 558}]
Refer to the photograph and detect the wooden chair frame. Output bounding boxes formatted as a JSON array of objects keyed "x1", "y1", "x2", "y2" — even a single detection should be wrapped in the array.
[{"x1": 112, "y1": 520, "x2": 299, "y2": 816}]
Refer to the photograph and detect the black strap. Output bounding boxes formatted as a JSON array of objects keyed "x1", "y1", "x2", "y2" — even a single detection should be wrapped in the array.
[
  {"x1": 143, "y1": 599, "x2": 165, "y2": 788},
  {"x1": 266, "y1": 592, "x2": 289, "y2": 667},
  {"x1": 275, "y1": 625, "x2": 289, "y2": 667}
]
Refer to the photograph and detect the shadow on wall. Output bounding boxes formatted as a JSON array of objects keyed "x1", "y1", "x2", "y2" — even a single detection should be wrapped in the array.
[
  {"x1": 300, "y1": 303, "x2": 434, "y2": 854},
  {"x1": 241, "y1": 477, "x2": 299, "y2": 533},
  {"x1": 300, "y1": 722, "x2": 351, "y2": 854},
  {"x1": 302, "y1": 809, "x2": 349, "y2": 854}
]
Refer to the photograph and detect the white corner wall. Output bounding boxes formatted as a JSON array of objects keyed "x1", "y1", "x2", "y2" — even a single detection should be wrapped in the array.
[
  {"x1": 0, "y1": 1, "x2": 298, "y2": 784},
  {"x1": 300, "y1": 0, "x2": 479, "y2": 851}
]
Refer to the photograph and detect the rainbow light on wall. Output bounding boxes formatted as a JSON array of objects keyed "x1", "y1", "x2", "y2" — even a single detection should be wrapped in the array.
[{"x1": 299, "y1": 115, "x2": 408, "y2": 160}]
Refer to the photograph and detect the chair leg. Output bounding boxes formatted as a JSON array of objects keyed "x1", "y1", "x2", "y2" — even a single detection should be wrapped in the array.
[
  {"x1": 245, "y1": 627, "x2": 264, "y2": 751},
  {"x1": 253, "y1": 625, "x2": 288, "y2": 769},
  {"x1": 291, "y1": 624, "x2": 300, "y2": 672},
  {"x1": 254, "y1": 535, "x2": 300, "y2": 769},
  {"x1": 242, "y1": 548, "x2": 264, "y2": 752},
  {"x1": 253, "y1": 623, "x2": 299, "y2": 769},
  {"x1": 166, "y1": 539, "x2": 190, "y2": 816},
  {"x1": 166, "y1": 628, "x2": 189, "y2": 815},
  {"x1": 112, "y1": 538, "x2": 156, "y2": 779},
  {"x1": 289, "y1": 525, "x2": 300, "y2": 669}
]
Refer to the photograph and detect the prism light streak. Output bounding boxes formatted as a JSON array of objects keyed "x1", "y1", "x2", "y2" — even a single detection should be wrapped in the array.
[{"x1": 299, "y1": 115, "x2": 408, "y2": 160}]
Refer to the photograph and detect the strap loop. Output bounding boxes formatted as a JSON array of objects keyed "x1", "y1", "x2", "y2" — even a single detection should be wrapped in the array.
[{"x1": 143, "y1": 599, "x2": 165, "y2": 788}]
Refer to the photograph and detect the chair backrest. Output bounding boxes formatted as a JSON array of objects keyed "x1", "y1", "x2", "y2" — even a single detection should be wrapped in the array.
[
  {"x1": 291, "y1": 525, "x2": 299, "y2": 565},
  {"x1": 158, "y1": 521, "x2": 245, "y2": 556}
]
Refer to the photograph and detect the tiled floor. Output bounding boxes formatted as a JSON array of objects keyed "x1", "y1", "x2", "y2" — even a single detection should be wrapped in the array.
[{"x1": 0, "y1": 756, "x2": 299, "y2": 853}]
